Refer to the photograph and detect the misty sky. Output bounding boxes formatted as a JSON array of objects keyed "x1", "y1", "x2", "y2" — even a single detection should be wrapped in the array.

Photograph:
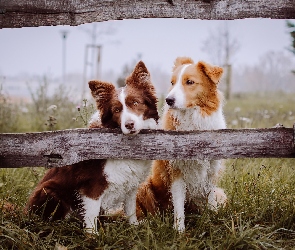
[{"x1": 0, "y1": 18, "x2": 294, "y2": 80}]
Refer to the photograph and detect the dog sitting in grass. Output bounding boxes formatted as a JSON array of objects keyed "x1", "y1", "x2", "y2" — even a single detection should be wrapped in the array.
[
  {"x1": 136, "y1": 57, "x2": 227, "y2": 232},
  {"x1": 27, "y1": 61, "x2": 159, "y2": 232}
]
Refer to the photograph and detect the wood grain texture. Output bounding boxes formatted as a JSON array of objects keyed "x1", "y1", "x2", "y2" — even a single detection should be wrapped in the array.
[
  {"x1": 1, "y1": 127, "x2": 294, "y2": 168},
  {"x1": 1, "y1": 0, "x2": 295, "y2": 29}
]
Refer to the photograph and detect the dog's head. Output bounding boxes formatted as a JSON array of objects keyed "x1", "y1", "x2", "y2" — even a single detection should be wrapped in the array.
[
  {"x1": 165, "y1": 57, "x2": 223, "y2": 115},
  {"x1": 89, "y1": 61, "x2": 159, "y2": 135}
]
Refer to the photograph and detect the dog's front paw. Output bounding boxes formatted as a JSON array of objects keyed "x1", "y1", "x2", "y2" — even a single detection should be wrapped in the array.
[
  {"x1": 127, "y1": 213, "x2": 139, "y2": 225},
  {"x1": 173, "y1": 218, "x2": 185, "y2": 233},
  {"x1": 208, "y1": 187, "x2": 227, "y2": 210},
  {"x1": 84, "y1": 227, "x2": 99, "y2": 235},
  {"x1": 214, "y1": 187, "x2": 227, "y2": 206}
]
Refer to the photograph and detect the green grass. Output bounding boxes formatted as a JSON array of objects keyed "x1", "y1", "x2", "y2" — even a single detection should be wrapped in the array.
[
  {"x1": 1, "y1": 92, "x2": 295, "y2": 249},
  {"x1": 224, "y1": 92, "x2": 295, "y2": 128}
]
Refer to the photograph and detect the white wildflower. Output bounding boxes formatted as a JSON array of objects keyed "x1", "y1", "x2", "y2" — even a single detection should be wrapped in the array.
[
  {"x1": 47, "y1": 105, "x2": 57, "y2": 111},
  {"x1": 239, "y1": 117, "x2": 252, "y2": 123},
  {"x1": 234, "y1": 107, "x2": 241, "y2": 113},
  {"x1": 231, "y1": 120, "x2": 238, "y2": 126}
]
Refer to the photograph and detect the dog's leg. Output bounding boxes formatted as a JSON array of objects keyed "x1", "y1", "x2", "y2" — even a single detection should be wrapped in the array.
[
  {"x1": 208, "y1": 160, "x2": 224, "y2": 182},
  {"x1": 207, "y1": 160, "x2": 227, "y2": 209},
  {"x1": 125, "y1": 190, "x2": 139, "y2": 225},
  {"x1": 82, "y1": 195, "x2": 104, "y2": 233},
  {"x1": 171, "y1": 177, "x2": 186, "y2": 232}
]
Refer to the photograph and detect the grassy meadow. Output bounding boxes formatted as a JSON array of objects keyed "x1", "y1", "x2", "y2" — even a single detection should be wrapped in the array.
[{"x1": 1, "y1": 87, "x2": 295, "y2": 249}]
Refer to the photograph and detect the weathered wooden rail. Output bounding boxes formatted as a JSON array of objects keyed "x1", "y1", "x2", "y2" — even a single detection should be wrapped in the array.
[
  {"x1": 1, "y1": 2, "x2": 295, "y2": 168},
  {"x1": 1, "y1": 0, "x2": 295, "y2": 29},
  {"x1": 1, "y1": 126, "x2": 295, "y2": 168}
]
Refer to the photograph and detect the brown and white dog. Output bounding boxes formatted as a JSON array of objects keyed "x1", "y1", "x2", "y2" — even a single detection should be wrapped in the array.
[
  {"x1": 28, "y1": 61, "x2": 159, "y2": 231},
  {"x1": 136, "y1": 57, "x2": 227, "y2": 232}
]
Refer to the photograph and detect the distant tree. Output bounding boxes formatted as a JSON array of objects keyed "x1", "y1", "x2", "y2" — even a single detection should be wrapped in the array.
[
  {"x1": 232, "y1": 51, "x2": 295, "y2": 93},
  {"x1": 116, "y1": 54, "x2": 142, "y2": 88},
  {"x1": 81, "y1": 22, "x2": 119, "y2": 98},
  {"x1": 202, "y1": 21, "x2": 240, "y2": 99},
  {"x1": 286, "y1": 20, "x2": 295, "y2": 73},
  {"x1": 117, "y1": 64, "x2": 132, "y2": 88}
]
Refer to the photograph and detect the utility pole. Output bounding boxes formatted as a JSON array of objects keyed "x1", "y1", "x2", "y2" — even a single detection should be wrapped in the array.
[
  {"x1": 224, "y1": 23, "x2": 232, "y2": 100},
  {"x1": 60, "y1": 30, "x2": 68, "y2": 85},
  {"x1": 79, "y1": 22, "x2": 118, "y2": 98},
  {"x1": 82, "y1": 44, "x2": 102, "y2": 98}
]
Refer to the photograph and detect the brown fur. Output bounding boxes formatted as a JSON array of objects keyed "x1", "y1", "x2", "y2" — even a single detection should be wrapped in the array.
[
  {"x1": 125, "y1": 61, "x2": 159, "y2": 121},
  {"x1": 89, "y1": 61, "x2": 159, "y2": 129},
  {"x1": 173, "y1": 57, "x2": 194, "y2": 71},
  {"x1": 28, "y1": 61, "x2": 159, "y2": 224},
  {"x1": 28, "y1": 160, "x2": 108, "y2": 221},
  {"x1": 136, "y1": 160, "x2": 171, "y2": 218},
  {"x1": 170, "y1": 59, "x2": 223, "y2": 116},
  {"x1": 137, "y1": 160, "x2": 203, "y2": 218},
  {"x1": 136, "y1": 58, "x2": 225, "y2": 220},
  {"x1": 162, "y1": 109, "x2": 180, "y2": 130}
]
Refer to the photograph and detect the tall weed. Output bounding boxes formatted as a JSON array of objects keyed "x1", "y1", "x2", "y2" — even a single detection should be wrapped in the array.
[{"x1": 0, "y1": 76, "x2": 95, "y2": 133}]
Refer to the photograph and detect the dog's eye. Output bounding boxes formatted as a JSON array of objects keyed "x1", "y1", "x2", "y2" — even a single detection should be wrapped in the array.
[
  {"x1": 133, "y1": 101, "x2": 138, "y2": 106},
  {"x1": 171, "y1": 81, "x2": 174, "y2": 85},
  {"x1": 186, "y1": 80, "x2": 194, "y2": 85},
  {"x1": 114, "y1": 108, "x2": 120, "y2": 113}
]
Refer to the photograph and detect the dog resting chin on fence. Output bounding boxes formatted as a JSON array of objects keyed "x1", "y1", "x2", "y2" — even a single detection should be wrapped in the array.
[
  {"x1": 136, "y1": 57, "x2": 227, "y2": 232},
  {"x1": 27, "y1": 61, "x2": 159, "y2": 232}
]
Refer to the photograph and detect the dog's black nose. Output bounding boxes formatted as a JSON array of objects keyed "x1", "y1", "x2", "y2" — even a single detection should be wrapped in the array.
[
  {"x1": 166, "y1": 97, "x2": 175, "y2": 107},
  {"x1": 125, "y1": 120, "x2": 135, "y2": 130}
]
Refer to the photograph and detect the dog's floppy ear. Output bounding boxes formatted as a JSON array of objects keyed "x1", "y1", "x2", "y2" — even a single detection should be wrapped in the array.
[
  {"x1": 88, "y1": 80, "x2": 116, "y2": 109},
  {"x1": 89, "y1": 80, "x2": 115, "y2": 100},
  {"x1": 126, "y1": 61, "x2": 151, "y2": 86},
  {"x1": 173, "y1": 57, "x2": 194, "y2": 70},
  {"x1": 88, "y1": 80, "x2": 118, "y2": 128},
  {"x1": 197, "y1": 61, "x2": 223, "y2": 84}
]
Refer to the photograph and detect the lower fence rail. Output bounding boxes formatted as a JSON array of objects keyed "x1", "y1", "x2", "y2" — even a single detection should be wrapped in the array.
[{"x1": 0, "y1": 125, "x2": 295, "y2": 168}]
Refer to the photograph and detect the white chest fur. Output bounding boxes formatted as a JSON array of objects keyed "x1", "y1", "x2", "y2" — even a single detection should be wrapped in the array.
[
  {"x1": 166, "y1": 104, "x2": 226, "y2": 131},
  {"x1": 101, "y1": 159, "x2": 151, "y2": 209},
  {"x1": 170, "y1": 159, "x2": 221, "y2": 199},
  {"x1": 167, "y1": 104, "x2": 226, "y2": 226},
  {"x1": 81, "y1": 159, "x2": 152, "y2": 230}
]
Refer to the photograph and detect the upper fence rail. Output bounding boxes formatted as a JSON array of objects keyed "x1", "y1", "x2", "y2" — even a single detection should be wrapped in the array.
[
  {"x1": 1, "y1": 125, "x2": 295, "y2": 168},
  {"x1": 1, "y1": 0, "x2": 295, "y2": 29}
]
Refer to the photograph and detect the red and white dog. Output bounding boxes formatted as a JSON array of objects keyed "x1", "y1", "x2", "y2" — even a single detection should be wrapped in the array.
[
  {"x1": 28, "y1": 61, "x2": 159, "y2": 231},
  {"x1": 136, "y1": 57, "x2": 227, "y2": 232}
]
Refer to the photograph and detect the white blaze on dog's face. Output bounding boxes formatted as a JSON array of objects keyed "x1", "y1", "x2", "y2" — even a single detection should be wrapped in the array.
[
  {"x1": 89, "y1": 61, "x2": 159, "y2": 135},
  {"x1": 165, "y1": 57, "x2": 223, "y2": 115},
  {"x1": 118, "y1": 87, "x2": 144, "y2": 135}
]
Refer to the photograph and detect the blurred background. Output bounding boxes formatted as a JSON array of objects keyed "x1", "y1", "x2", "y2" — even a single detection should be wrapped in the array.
[{"x1": 1, "y1": 18, "x2": 295, "y2": 132}]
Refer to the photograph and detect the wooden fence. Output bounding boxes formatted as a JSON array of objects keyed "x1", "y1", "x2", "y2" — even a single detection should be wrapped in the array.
[
  {"x1": 0, "y1": 126, "x2": 295, "y2": 168},
  {"x1": 1, "y1": 0, "x2": 295, "y2": 29},
  {"x1": 0, "y1": 1, "x2": 295, "y2": 168}
]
